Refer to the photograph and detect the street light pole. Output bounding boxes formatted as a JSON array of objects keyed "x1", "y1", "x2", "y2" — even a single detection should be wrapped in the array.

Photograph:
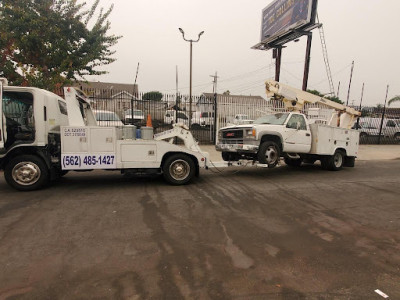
[{"x1": 179, "y1": 28, "x2": 204, "y2": 128}]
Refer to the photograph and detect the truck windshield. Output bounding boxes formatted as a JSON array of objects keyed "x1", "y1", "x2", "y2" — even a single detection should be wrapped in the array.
[{"x1": 253, "y1": 113, "x2": 289, "y2": 125}]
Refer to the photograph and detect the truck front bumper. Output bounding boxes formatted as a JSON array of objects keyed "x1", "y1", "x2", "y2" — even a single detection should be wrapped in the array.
[{"x1": 216, "y1": 142, "x2": 259, "y2": 153}]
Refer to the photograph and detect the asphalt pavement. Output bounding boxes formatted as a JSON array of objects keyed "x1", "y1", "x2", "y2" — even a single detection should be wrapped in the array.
[{"x1": 0, "y1": 158, "x2": 399, "y2": 299}]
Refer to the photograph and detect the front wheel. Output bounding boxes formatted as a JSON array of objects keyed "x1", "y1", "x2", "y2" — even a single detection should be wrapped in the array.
[
  {"x1": 4, "y1": 155, "x2": 49, "y2": 191},
  {"x1": 162, "y1": 154, "x2": 196, "y2": 185},
  {"x1": 257, "y1": 141, "x2": 280, "y2": 168},
  {"x1": 394, "y1": 133, "x2": 400, "y2": 143}
]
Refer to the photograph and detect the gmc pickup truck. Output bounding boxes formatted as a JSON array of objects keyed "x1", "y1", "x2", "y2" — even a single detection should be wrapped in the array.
[{"x1": 216, "y1": 112, "x2": 360, "y2": 170}]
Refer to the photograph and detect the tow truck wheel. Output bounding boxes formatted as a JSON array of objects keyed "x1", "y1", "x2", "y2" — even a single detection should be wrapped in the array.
[
  {"x1": 4, "y1": 155, "x2": 49, "y2": 191},
  {"x1": 162, "y1": 154, "x2": 195, "y2": 185},
  {"x1": 325, "y1": 150, "x2": 344, "y2": 171},
  {"x1": 258, "y1": 141, "x2": 280, "y2": 168}
]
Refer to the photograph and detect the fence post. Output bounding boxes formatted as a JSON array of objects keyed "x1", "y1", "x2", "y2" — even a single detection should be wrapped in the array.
[
  {"x1": 213, "y1": 93, "x2": 218, "y2": 145},
  {"x1": 378, "y1": 85, "x2": 389, "y2": 145}
]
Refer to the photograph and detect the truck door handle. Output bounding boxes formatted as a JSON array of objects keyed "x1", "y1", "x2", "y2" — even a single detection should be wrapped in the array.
[{"x1": 306, "y1": 133, "x2": 311, "y2": 136}]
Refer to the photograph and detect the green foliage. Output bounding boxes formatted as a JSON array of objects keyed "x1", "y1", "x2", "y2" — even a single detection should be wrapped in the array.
[
  {"x1": 388, "y1": 96, "x2": 400, "y2": 106},
  {"x1": 307, "y1": 89, "x2": 344, "y2": 104},
  {"x1": 142, "y1": 91, "x2": 163, "y2": 101},
  {"x1": 0, "y1": 0, "x2": 121, "y2": 91}
]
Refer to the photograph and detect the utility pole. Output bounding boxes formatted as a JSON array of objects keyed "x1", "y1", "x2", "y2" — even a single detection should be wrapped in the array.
[
  {"x1": 210, "y1": 72, "x2": 219, "y2": 94},
  {"x1": 346, "y1": 61, "x2": 354, "y2": 106},
  {"x1": 337, "y1": 81, "x2": 341, "y2": 99}
]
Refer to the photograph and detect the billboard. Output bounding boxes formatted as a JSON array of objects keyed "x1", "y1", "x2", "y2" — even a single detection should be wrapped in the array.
[{"x1": 259, "y1": 0, "x2": 316, "y2": 46}]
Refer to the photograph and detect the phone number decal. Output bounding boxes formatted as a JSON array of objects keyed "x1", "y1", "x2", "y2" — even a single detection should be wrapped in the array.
[{"x1": 62, "y1": 154, "x2": 116, "y2": 170}]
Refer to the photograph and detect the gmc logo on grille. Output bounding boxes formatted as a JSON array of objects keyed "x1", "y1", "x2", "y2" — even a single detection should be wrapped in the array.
[{"x1": 226, "y1": 133, "x2": 235, "y2": 137}]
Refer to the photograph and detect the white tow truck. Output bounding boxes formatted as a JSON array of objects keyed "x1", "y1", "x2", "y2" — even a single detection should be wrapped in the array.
[
  {"x1": 216, "y1": 80, "x2": 362, "y2": 170},
  {"x1": 0, "y1": 79, "x2": 209, "y2": 191}
]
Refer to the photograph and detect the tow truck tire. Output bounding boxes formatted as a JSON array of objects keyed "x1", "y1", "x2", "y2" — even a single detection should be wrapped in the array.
[
  {"x1": 284, "y1": 156, "x2": 302, "y2": 167},
  {"x1": 4, "y1": 155, "x2": 49, "y2": 191},
  {"x1": 162, "y1": 154, "x2": 195, "y2": 185},
  {"x1": 325, "y1": 150, "x2": 345, "y2": 171},
  {"x1": 258, "y1": 141, "x2": 280, "y2": 168}
]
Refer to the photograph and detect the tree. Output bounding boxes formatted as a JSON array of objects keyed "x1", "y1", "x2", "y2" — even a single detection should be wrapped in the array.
[
  {"x1": 142, "y1": 91, "x2": 163, "y2": 101},
  {"x1": 388, "y1": 96, "x2": 400, "y2": 106},
  {"x1": 0, "y1": 0, "x2": 121, "y2": 91},
  {"x1": 223, "y1": 90, "x2": 230, "y2": 95},
  {"x1": 307, "y1": 89, "x2": 344, "y2": 105}
]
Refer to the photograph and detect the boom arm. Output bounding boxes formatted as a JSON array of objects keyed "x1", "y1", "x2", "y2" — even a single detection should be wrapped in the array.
[{"x1": 265, "y1": 80, "x2": 361, "y2": 129}]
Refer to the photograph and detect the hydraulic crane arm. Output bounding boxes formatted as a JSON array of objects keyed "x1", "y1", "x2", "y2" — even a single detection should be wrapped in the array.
[{"x1": 265, "y1": 80, "x2": 361, "y2": 129}]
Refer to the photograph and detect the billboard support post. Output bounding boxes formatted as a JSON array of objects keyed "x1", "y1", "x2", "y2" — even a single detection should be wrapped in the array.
[
  {"x1": 274, "y1": 47, "x2": 282, "y2": 82},
  {"x1": 302, "y1": 33, "x2": 313, "y2": 91}
]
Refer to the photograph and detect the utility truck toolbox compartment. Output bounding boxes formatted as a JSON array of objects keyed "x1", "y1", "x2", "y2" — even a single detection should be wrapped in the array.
[
  {"x1": 309, "y1": 124, "x2": 359, "y2": 156},
  {"x1": 61, "y1": 126, "x2": 117, "y2": 170}
]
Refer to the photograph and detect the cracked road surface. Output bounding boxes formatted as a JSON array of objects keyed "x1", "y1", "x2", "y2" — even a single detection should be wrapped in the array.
[{"x1": 0, "y1": 160, "x2": 399, "y2": 299}]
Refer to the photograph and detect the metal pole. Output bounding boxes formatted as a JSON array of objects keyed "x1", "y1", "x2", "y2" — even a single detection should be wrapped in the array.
[
  {"x1": 378, "y1": 85, "x2": 389, "y2": 145},
  {"x1": 213, "y1": 93, "x2": 218, "y2": 145},
  {"x1": 337, "y1": 81, "x2": 341, "y2": 99},
  {"x1": 274, "y1": 47, "x2": 282, "y2": 82},
  {"x1": 356, "y1": 83, "x2": 364, "y2": 129},
  {"x1": 346, "y1": 61, "x2": 354, "y2": 106},
  {"x1": 302, "y1": 33, "x2": 313, "y2": 91},
  {"x1": 189, "y1": 41, "x2": 193, "y2": 128}
]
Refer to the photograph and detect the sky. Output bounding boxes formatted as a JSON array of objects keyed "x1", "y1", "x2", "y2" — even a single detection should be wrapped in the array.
[{"x1": 83, "y1": 0, "x2": 400, "y2": 107}]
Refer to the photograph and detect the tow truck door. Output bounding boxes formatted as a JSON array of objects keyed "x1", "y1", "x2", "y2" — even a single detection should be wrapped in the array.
[{"x1": 0, "y1": 80, "x2": 4, "y2": 150}]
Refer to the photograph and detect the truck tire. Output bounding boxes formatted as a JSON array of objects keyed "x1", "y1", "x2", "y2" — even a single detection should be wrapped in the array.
[
  {"x1": 284, "y1": 156, "x2": 302, "y2": 167},
  {"x1": 4, "y1": 155, "x2": 49, "y2": 191},
  {"x1": 258, "y1": 141, "x2": 280, "y2": 168},
  {"x1": 394, "y1": 133, "x2": 400, "y2": 142},
  {"x1": 324, "y1": 150, "x2": 345, "y2": 171},
  {"x1": 162, "y1": 154, "x2": 195, "y2": 185}
]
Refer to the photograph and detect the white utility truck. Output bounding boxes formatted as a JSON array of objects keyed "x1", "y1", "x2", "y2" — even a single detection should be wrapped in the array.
[
  {"x1": 216, "y1": 80, "x2": 361, "y2": 170},
  {"x1": 0, "y1": 79, "x2": 209, "y2": 191}
]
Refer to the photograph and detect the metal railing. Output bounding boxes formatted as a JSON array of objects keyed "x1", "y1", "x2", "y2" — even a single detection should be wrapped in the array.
[{"x1": 56, "y1": 87, "x2": 400, "y2": 145}]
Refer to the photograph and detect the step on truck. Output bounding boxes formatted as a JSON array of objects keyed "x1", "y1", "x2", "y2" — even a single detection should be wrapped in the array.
[
  {"x1": 0, "y1": 78, "x2": 209, "y2": 191},
  {"x1": 216, "y1": 80, "x2": 362, "y2": 170}
]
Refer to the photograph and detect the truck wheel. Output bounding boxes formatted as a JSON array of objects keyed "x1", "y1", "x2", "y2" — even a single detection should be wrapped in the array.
[
  {"x1": 325, "y1": 150, "x2": 345, "y2": 171},
  {"x1": 394, "y1": 133, "x2": 400, "y2": 142},
  {"x1": 258, "y1": 141, "x2": 280, "y2": 168},
  {"x1": 4, "y1": 155, "x2": 49, "y2": 191},
  {"x1": 162, "y1": 154, "x2": 195, "y2": 185},
  {"x1": 284, "y1": 156, "x2": 302, "y2": 167}
]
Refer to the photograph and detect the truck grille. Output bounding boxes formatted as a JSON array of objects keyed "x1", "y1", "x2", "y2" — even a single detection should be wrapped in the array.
[{"x1": 222, "y1": 129, "x2": 243, "y2": 139}]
